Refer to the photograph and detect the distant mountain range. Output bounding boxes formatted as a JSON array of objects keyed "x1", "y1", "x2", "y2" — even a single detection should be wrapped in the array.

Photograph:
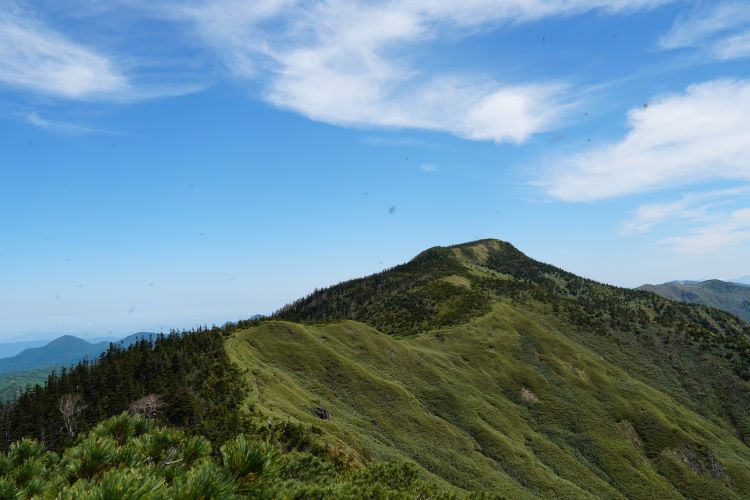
[
  {"x1": 0, "y1": 339, "x2": 50, "y2": 360},
  {"x1": 639, "y1": 279, "x2": 750, "y2": 323},
  {"x1": 0, "y1": 332, "x2": 156, "y2": 375}
]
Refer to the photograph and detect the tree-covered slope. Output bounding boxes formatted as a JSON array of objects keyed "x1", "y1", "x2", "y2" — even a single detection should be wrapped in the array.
[
  {"x1": 639, "y1": 280, "x2": 750, "y2": 323},
  {"x1": 0, "y1": 329, "x2": 248, "y2": 451},
  {"x1": 0, "y1": 368, "x2": 54, "y2": 402},
  {"x1": 227, "y1": 239, "x2": 750, "y2": 497}
]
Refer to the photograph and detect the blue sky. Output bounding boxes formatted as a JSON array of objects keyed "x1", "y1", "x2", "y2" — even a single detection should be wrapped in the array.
[{"x1": 1, "y1": 0, "x2": 750, "y2": 339}]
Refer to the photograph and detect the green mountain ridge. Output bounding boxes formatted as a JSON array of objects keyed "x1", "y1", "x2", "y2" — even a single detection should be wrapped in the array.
[
  {"x1": 228, "y1": 239, "x2": 750, "y2": 497},
  {"x1": 639, "y1": 280, "x2": 750, "y2": 323},
  {"x1": 1, "y1": 239, "x2": 749, "y2": 498}
]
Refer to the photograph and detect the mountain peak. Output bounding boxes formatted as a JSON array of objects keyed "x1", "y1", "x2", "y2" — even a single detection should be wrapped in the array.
[
  {"x1": 47, "y1": 335, "x2": 96, "y2": 347},
  {"x1": 274, "y1": 239, "x2": 580, "y2": 335}
]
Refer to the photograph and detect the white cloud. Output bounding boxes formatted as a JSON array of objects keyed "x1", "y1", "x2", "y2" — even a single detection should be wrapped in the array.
[
  {"x1": 0, "y1": 9, "x2": 127, "y2": 99},
  {"x1": 623, "y1": 199, "x2": 695, "y2": 236},
  {"x1": 659, "y1": 1, "x2": 750, "y2": 61},
  {"x1": 663, "y1": 208, "x2": 750, "y2": 254},
  {"x1": 19, "y1": 112, "x2": 97, "y2": 135},
  {"x1": 621, "y1": 186, "x2": 750, "y2": 235},
  {"x1": 420, "y1": 163, "x2": 439, "y2": 172},
  {"x1": 20, "y1": 112, "x2": 107, "y2": 134},
  {"x1": 541, "y1": 79, "x2": 750, "y2": 202},
  {"x1": 0, "y1": 0, "x2": 675, "y2": 134},
  {"x1": 713, "y1": 29, "x2": 750, "y2": 60},
  {"x1": 163, "y1": 0, "x2": 292, "y2": 78},
  {"x1": 161, "y1": 0, "x2": 670, "y2": 143}
]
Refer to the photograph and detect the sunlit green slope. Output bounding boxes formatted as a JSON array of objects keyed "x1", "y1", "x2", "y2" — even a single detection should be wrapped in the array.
[{"x1": 226, "y1": 240, "x2": 750, "y2": 498}]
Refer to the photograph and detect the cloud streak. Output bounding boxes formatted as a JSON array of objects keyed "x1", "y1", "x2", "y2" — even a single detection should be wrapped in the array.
[
  {"x1": 0, "y1": 8, "x2": 127, "y2": 99},
  {"x1": 663, "y1": 208, "x2": 750, "y2": 254},
  {"x1": 1, "y1": 0, "x2": 676, "y2": 140},
  {"x1": 540, "y1": 79, "x2": 750, "y2": 202},
  {"x1": 659, "y1": 1, "x2": 750, "y2": 61},
  {"x1": 621, "y1": 186, "x2": 750, "y2": 235},
  {"x1": 18, "y1": 111, "x2": 116, "y2": 135},
  {"x1": 163, "y1": 0, "x2": 672, "y2": 143}
]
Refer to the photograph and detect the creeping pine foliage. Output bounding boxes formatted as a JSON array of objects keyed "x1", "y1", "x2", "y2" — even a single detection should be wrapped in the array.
[{"x1": 0, "y1": 413, "x2": 453, "y2": 499}]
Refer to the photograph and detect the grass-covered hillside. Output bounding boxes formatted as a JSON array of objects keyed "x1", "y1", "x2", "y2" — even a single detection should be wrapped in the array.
[
  {"x1": 3, "y1": 239, "x2": 750, "y2": 498},
  {"x1": 0, "y1": 328, "x2": 455, "y2": 499},
  {"x1": 224, "y1": 239, "x2": 750, "y2": 497},
  {"x1": 640, "y1": 280, "x2": 750, "y2": 323}
]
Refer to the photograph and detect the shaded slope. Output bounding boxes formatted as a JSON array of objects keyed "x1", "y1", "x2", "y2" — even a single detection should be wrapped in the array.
[{"x1": 640, "y1": 280, "x2": 750, "y2": 323}]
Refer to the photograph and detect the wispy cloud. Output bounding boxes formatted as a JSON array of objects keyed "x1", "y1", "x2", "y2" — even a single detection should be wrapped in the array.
[
  {"x1": 663, "y1": 208, "x2": 750, "y2": 254},
  {"x1": 659, "y1": 1, "x2": 750, "y2": 61},
  {"x1": 713, "y1": 30, "x2": 750, "y2": 60},
  {"x1": 1, "y1": 0, "x2": 676, "y2": 137},
  {"x1": 157, "y1": 0, "x2": 672, "y2": 143},
  {"x1": 0, "y1": 9, "x2": 127, "y2": 99},
  {"x1": 420, "y1": 163, "x2": 439, "y2": 172},
  {"x1": 19, "y1": 111, "x2": 112, "y2": 135},
  {"x1": 622, "y1": 186, "x2": 750, "y2": 235},
  {"x1": 160, "y1": 0, "x2": 292, "y2": 79},
  {"x1": 540, "y1": 79, "x2": 750, "y2": 202},
  {"x1": 360, "y1": 136, "x2": 429, "y2": 147}
]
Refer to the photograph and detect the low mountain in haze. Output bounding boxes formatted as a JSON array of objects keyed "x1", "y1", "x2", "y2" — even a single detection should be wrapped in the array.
[
  {"x1": 0, "y1": 339, "x2": 50, "y2": 359},
  {"x1": 639, "y1": 279, "x2": 750, "y2": 323},
  {"x1": 736, "y1": 275, "x2": 750, "y2": 285},
  {"x1": 0, "y1": 332, "x2": 156, "y2": 375}
]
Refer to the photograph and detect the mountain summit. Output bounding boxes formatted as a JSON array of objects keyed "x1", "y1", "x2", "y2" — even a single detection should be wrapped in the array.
[
  {"x1": 2, "y1": 240, "x2": 750, "y2": 497},
  {"x1": 228, "y1": 239, "x2": 750, "y2": 496}
]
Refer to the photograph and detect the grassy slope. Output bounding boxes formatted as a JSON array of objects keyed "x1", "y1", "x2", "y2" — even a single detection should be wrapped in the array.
[
  {"x1": 227, "y1": 240, "x2": 750, "y2": 497},
  {"x1": 640, "y1": 281, "x2": 750, "y2": 323},
  {"x1": 228, "y1": 316, "x2": 750, "y2": 498}
]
